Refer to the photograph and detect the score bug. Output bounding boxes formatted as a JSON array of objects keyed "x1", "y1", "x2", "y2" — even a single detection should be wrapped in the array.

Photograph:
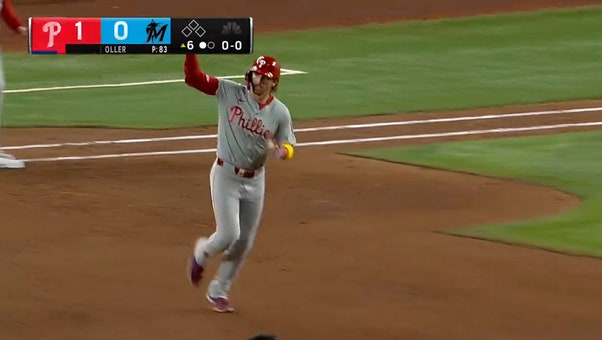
[{"x1": 29, "y1": 17, "x2": 253, "y2": 54}]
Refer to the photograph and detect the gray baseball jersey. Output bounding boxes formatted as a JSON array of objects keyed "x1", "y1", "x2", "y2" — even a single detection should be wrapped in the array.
[{"x1": 214, "y1": 78, "x2": 296, "y2": 169}]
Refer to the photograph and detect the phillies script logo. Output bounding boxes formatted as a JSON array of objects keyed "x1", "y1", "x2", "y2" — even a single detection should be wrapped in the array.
[
  {"x1": 229, "y1": 106, "x2": 272, "y2": 138},
  {"x1": 42, "y1": 21, "x2": 62, "y2": 48}
]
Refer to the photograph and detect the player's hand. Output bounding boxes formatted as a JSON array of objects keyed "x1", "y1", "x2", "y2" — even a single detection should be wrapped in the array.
[
  {"x1": 266, "y1": 138, "x2": 283, "y2": 159},
  {"x1": 266, "y1": 138, "x2": 277, "y2": 154},
  {"x1": 266, "y1": 138, "x2": 292, "y2": 160},
  {"x1": 17, "y1": 26, "x2": 27, "y2": 36}
]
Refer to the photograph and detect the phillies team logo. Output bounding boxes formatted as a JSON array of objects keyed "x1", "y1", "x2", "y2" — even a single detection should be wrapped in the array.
[
  {"x1": 42, "y1": 21, "x2": 62, "y2": 48},
  {"x1": 229, "y1": 106, "x2": 272, "y2": 138},
  {"x1": 253, "y1": 56, "x2": 276, "y2": 78}
]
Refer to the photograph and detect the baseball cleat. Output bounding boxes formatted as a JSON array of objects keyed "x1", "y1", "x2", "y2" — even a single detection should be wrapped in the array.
[
  {"x1": 0, "y1": 151, "x2": 16, "y2": 160},
  {"x1": 206, "y1": 294, "x2": 235, "y2": 313},
  {"x1": 0, "y1": 153, "x2": 25, "y2": 169},
  {"x1": 188, "y1": 256, "x2": 204, "y2": 286},
  {"x1": 189, "y1": 237, "x2": 208, "y2": 286}
]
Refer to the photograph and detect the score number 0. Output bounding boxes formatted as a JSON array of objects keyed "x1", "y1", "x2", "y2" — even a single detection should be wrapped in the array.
[
  {"x1": 222, "y1": 40, "x2": 243, "y2": 51},
  {"x1": 73, "y1": 20, "x2": 129, "y2": 41}
]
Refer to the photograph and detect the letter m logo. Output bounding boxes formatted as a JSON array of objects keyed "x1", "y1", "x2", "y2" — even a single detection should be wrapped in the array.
[{"x1": 146, "y1": 20, "x2": 168, "y2": 43}]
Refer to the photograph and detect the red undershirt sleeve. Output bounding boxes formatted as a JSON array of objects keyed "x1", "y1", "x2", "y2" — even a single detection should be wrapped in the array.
[
  {"x1": 1, "y1": 0, "x2": 23, "y2": 32},
  {"x1": 184, "y1": 54, "x2": 219, "y2": 96}
]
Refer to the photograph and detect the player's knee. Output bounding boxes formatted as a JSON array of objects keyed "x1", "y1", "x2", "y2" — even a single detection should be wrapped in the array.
[{"x1": 218, "y1": 227, "x2": 241, "y2": 250}]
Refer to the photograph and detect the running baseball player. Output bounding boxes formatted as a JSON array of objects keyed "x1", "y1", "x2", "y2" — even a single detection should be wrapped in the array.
[
  {"x1": 0, "y1": 0, "x2": 27, "y2": 169},
  {"x1": 184, "y1": 53, "x2": 296, "y2": 313}
]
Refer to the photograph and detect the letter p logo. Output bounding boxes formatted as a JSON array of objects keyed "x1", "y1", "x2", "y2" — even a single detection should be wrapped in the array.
[{"x1": 42, "y1": 21, "x2": 62, "y2": 48}]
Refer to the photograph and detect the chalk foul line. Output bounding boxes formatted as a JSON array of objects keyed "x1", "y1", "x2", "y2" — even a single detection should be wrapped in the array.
[
  {"x1": 4, "y1": 68, "x2": 307, "y2": 94},
  {"x1": 21, "y1": 121, "x2": 602, "y2": 163},
  {"x1": 5, "y1": 105, "x2": 602, "y2": 151}
]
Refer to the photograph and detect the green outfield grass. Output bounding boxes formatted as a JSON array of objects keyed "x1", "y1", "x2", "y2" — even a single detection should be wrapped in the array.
[
  {"x1": 3, "y1": 5, "x2": 602, "y2": 128},
  {"x1": 348, "y1": 130, "x2": 602, "y2": 257}
]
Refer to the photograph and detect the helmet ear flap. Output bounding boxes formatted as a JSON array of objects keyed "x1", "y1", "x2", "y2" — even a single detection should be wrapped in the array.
[{"x1": 245, "y1": 70, "x2": 255, "y2": 91}]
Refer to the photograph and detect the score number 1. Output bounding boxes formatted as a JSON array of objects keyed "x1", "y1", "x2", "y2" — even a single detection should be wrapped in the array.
[
  {"x1": 73, "y1": 20, "x2": 129, "y2": 41},
  {"x1": 43, "y1": 19, "x2": 129, "y2": 48}
]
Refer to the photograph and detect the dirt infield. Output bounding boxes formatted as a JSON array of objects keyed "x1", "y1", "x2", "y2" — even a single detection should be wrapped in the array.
[{"x1": 2, "y1": 1, "x2": 602, "y2": 339}]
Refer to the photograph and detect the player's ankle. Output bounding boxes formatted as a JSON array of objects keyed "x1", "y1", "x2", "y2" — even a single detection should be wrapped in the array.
[{"x1": 194, "y1": 251, "x2": 209, "y2": 266}]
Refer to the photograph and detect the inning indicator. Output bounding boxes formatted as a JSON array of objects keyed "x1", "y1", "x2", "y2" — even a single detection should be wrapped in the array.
[{"x1": 28, "y1": 17, "x2": 253, "y2": 55}]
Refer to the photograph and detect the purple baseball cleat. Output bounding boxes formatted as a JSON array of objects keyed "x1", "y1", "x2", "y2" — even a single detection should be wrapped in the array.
[
  {"x1": 188, "y1": 257, "x2": 204, "y2": 286},
  {"x1": 206, "y1": 294, "x2": 235, "y2": 313},
  {"x1": 188, "y1": 237, "x2": 208, "y2": 286}
]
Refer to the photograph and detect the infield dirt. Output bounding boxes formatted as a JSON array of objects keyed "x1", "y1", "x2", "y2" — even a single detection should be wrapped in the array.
[{"x1": 2, "y1": 1, "x2": 602, "y2": 339}]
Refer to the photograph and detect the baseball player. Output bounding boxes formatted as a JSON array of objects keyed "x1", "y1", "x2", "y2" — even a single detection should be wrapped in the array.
[
  {"x1": 183, "y1": 53, "x2": 296, "y2": 313},
  {"x1": 0, "y1": 0, "x2": 26, "y2": 169}
]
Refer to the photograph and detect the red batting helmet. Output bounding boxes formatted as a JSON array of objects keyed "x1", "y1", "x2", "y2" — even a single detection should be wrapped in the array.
[{"x1": 248, "y1": 55, "x2": 281, "y2": 79}]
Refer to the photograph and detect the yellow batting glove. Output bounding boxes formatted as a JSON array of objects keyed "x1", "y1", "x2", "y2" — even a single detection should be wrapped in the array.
[{"x1": 281, "y1": 143, "x2": 294, "y2": 160}]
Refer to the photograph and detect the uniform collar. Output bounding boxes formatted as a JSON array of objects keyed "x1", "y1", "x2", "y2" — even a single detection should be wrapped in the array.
[{"x1": 258, "y1": 95, "x2": 275, "y2": 109}]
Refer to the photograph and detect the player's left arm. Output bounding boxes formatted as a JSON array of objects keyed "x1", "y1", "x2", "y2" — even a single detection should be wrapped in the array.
[
  {"x1": 271, "y1": 109, "x2": 297, "y2": 160},
  {"x1": 1, "y1": 0, "x2": 27, "y2": 35}
]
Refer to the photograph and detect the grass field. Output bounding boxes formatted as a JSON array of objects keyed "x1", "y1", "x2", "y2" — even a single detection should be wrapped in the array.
[
  {"x1": 3, "y1": 5, "x2": 602, "y2": 127},
  {"x1": 5, "y1": 6, "x2": 602, "y2": 256},
  {"x1": 348, "y1": 130, "x2": 602, "y2": 257}
]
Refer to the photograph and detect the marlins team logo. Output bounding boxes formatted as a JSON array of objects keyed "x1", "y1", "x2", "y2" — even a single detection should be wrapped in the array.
[{"x1": 145, "y1": 19, "x2": 168, "y2": 43}]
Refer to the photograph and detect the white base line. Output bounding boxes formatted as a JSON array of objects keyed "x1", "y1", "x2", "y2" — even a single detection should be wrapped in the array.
[
  {"x1": 4, "y1": 68, "x2": 307, "y2": 94},
  {"x1": 5, "y1": 106, "x2": 602, "y2": 151},
  {"x1": 22, "y1": 121, "x2": 602, "y2": 163}
]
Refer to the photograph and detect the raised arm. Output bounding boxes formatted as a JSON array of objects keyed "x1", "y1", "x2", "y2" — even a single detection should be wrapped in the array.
[
  {"x1": 1, "y1": 0, "x2": 26, "y2": 34},
  {"x1": 183, "y1": 54, "x2": 219, "y2": 95}
]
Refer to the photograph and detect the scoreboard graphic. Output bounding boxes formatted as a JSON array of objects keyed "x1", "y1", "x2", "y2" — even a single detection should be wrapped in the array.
[{"x1": 28, "y1": 17, "x2": 253, "y2": 55}]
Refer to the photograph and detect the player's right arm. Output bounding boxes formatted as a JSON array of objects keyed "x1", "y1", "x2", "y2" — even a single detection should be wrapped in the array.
[{"x1": 184, "y1": 54, "x2": 219, "y2": 95}]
